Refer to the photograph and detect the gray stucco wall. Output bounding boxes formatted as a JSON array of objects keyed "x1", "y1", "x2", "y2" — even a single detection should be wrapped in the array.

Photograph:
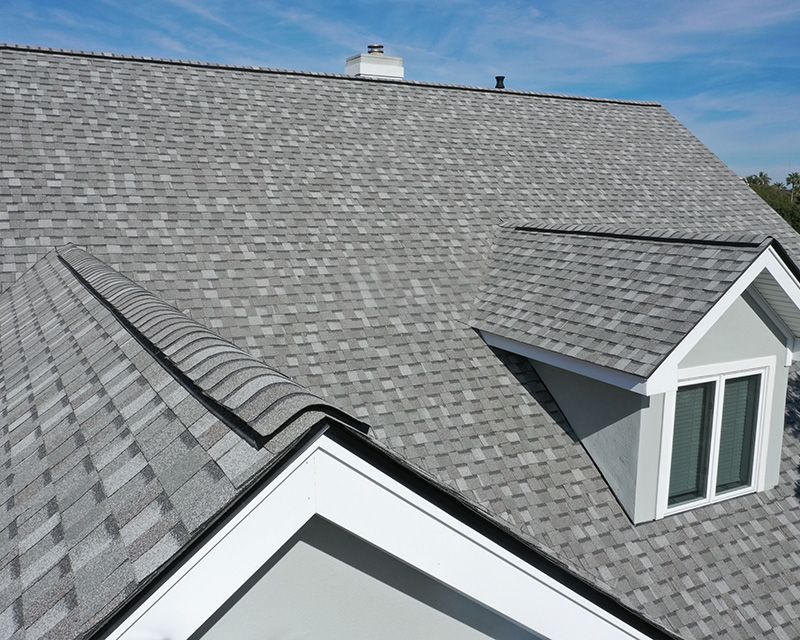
[
  {"x1": 678, "y1": 292, "x2": 789, "y2": 490},
  {"x1": 532, "y1": 361, "x2": 646, "y2": 520},
  {"x1": 198, "y1": 517, "x2": 541, "y2": 640}
]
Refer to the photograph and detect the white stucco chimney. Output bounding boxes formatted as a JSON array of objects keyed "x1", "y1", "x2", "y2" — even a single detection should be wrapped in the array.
[{"x1": 345, "y1": 44, "x2": 404, "y2": 80}]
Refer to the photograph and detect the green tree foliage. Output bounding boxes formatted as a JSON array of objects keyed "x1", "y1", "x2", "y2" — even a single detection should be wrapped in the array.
[{"x1": 745, "y1": 172, "x2": 800, "y2": 231}]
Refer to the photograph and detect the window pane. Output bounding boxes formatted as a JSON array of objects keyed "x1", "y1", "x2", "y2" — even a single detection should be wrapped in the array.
[
  {"x1": 669, "y1": 382, "x2": 715, "y2": 507},
  {"x1": 715, "y1": 374, "x2": 760, "y2": 494}
]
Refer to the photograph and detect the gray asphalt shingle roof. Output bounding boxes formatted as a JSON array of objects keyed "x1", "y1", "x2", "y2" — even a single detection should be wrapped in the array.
[
  {"x1": 472, "y1": 224, "x2": 775, "y2": 377},
  {"x1": 0, "y1": 247, "x2": 341, "y2": 639},
  {"x1": 2, "y1": 43, "x2": 800, "y2": 640}
]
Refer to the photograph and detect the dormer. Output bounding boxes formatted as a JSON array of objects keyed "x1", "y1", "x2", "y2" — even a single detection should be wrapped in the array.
[{"x1": 473, "y1": 224, "x2": 800, "y2": 523}]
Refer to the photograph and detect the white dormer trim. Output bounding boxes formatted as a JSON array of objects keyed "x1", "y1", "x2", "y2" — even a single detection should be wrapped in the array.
[
  {"x1": 482, "y1": 246, "x2": 800, "y2": 396},
  {"x1": 109, "y1": 432, "x2": 656, "y2": 640}
]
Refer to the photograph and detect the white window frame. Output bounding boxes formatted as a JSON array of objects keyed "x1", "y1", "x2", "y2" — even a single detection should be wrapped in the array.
[{"x1": 655, "y1": 356, "x2": 775, "y2": 519}]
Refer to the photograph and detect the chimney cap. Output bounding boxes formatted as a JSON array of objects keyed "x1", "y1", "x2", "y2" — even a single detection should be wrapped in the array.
[
  {"x1": 495, "y1": 76, "x2": 506, "y2": 89},
  {"x1": 346, "y1": 46, "x2": 403, "y2": 79}
]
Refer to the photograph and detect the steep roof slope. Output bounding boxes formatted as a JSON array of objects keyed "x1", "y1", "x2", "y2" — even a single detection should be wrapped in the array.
[
  {"x1": 473, "y1": 225, "x2": 777, "y2": 377},
  {"x1": 2, "y1": 45, "x2": 800, "y2": 639},
  {"x1": 0, "y1": 247, "x2": 346, "y2": 639}
]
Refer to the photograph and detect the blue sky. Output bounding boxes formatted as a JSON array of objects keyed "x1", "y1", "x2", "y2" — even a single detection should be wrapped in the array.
[{"x1": 2, "y1": 0, "x2": 798, "y2": 180}]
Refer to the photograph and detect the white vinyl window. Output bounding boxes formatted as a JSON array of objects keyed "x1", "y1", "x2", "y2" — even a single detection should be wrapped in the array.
[{"x1": 658, "y1": 357, "x2": 774, "y2": 517}]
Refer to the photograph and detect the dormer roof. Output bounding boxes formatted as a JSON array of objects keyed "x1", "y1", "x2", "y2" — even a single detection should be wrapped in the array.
[{"x1": 473, "y1": 223, "x2": 800, "y2": 393}]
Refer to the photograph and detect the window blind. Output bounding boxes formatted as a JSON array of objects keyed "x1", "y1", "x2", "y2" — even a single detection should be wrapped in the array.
[
  {"x1": 716, "y1": 374, "x2": 760, "y2": 493},
  {"x1": 668, "y1": 381, "x2": 715, "y2": 507}
]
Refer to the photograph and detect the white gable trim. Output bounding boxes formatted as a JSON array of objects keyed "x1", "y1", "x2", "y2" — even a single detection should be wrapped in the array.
[
  {"x1": 647, "y1": 246, "x2": 800, "y2": 393},
  {"x1": 482, "y1": 246, "x2": 800, "y2": 396},
  {"x1": 108, "y1": 432, "x2": 659, "y2": 640}
]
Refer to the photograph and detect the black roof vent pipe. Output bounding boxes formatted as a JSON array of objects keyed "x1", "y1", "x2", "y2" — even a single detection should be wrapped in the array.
[{"x1": 495, "y1": 75, "x2": 505, "y2": 89}]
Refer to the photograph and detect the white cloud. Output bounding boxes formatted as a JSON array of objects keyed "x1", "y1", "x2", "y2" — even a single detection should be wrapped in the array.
[
  {"x1": 145, "y1": 31, "x2": 189, "y2": 55},
  {"x1": 163, "y1": 0, "x2": 233, "y2": 28}
]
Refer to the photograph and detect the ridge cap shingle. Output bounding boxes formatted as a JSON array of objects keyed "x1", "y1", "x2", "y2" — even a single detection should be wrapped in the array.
[{"x1": 56, "y1": 245, "x2": 367, "y2": 446}]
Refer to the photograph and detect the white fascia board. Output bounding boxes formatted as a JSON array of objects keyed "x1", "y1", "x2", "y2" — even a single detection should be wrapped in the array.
[
  {"x1": 765, "y1": 245, "x2": 800, "y2": 300},
  {"x1": 109, "y1": 438, "x2": 319, "y2": 640},
  {"x1": 479, "y1": 330, "x2": 651, "y2": 395},
  {"x1": 111, "y1": 433, "x2": 658, "y2": 640}
]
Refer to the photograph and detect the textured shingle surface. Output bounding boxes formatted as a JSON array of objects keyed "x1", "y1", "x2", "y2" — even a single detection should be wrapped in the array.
[
  {"x1": 58, "y1": 245, "x2": 336, "y2": 442},
  {"x1": 473, "y1": 225, "x2": 773, "y2": 377},
  {"x1": 2, "y1": 45, "x2": 800, "y2": 640},
  {"x1": 0, "y1": 251, "x2": 303, "y2": 639}
]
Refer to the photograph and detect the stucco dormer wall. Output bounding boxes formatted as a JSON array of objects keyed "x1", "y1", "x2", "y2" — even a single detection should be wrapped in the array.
[{"x1": 531, "y1": 362, "x2": 663, "y2": 522}]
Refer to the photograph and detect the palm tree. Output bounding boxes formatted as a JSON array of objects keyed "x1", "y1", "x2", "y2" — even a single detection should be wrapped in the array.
[
  {"x1": 787, "y1": 172, "x2": 800, "y2": 204},
  {"x1": 746, "y1": 172, "x2": 772, "y2": 187}
]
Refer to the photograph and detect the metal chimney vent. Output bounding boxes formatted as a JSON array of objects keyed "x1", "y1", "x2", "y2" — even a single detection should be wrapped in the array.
[
  {"x1": 495, "y1": 76, "x2": 506, "y2": 89},
  {"x1": 367, "y1": 44, "x2": 384, "y2": 55}
]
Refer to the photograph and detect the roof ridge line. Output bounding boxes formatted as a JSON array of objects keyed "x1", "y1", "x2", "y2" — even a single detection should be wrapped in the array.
[
  {"x1": 56, "y1": 245, "x2": 368, "y2": 448},
  {"x1": 508, "y1": 224, "x2": 772, "y2": 248},
  {"x1": 0, "y1": 42, "x2": 661, "y2": 108}
]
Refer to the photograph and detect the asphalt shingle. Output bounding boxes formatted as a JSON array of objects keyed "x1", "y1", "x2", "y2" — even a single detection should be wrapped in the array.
[
  {"x1": 58, "y1": 245, "x2": 336, "y2": 444},
  {"x1": 0, "y1": 252, "x2": 279, "y2": 638}
]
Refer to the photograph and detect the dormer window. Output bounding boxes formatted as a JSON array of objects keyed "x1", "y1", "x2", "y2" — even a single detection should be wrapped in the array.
[{"x1": 663, "y1": 358, "x2": 772, "y2": 514}]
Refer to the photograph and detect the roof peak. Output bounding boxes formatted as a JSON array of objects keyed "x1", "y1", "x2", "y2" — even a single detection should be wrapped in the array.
[{"x1": 0, "y1": 42, "x2": 661, "y2": 108}]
